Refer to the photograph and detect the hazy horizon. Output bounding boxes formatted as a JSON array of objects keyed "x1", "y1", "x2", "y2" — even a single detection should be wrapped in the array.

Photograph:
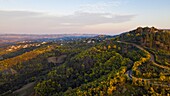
[{"x1": 0, "y1": 0, "x2": 170, "y2": 35}]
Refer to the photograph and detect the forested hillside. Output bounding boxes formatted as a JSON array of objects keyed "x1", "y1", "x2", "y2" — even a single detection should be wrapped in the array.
[
  {"x1": 0, "y1": 27, "x2": 170, "y2": 96},
  {"x1": 119, "y1": 27, "x2": 170, "y2": 50}
]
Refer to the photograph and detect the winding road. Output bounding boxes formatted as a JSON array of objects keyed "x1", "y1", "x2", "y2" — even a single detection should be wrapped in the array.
[
  {"x1": 119, "y1": 41, "x2": 170, "y2": 70},
  {"x1": 117, "y1": 41, "x2": 170, "y2": 87}
]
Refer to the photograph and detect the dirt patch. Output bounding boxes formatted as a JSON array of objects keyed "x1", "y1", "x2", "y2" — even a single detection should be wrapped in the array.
[
  {"x1": 48, "y1": 57, "x2": 57, "y2": 63},
  {"x1": 56, "y1": 55, "x2": 67, "y2": 64},
  {"x1": 48, "y1": 55, "x2": 67, "y2": 64},
  {"x1": 12, "y1": 82, "x2": 36, "y2": 96}
]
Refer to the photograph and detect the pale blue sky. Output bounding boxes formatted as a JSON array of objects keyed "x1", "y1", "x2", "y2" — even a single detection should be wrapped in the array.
[{"x1": 0, "y1": 0, "x2": 169, "y2": 35}]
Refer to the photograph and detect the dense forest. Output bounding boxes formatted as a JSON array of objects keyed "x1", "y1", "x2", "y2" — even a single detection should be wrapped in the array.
[
  {"x1": 0, "y1": 27, "x2": 170, "y2": 96},
  {"x1": 119, "y1": 27, "x2": 170, "y2": 50}
]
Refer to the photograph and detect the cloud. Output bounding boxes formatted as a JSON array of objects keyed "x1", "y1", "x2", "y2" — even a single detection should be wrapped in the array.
[
  {"x1": 0, "y1": 10, "x2": 44, "y2": 19},
  {"x1": 58, "y1": 12, "x2": 135, "y2": 26},
  {"x1": 0, "y1": 10, "x2": 135, "y2": 33}
]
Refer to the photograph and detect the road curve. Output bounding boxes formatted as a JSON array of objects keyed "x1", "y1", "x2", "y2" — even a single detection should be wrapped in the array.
[
  {"x1": 118, "y1": 41, "x2": 170, "y2": 70},
  {"x1": 117, "y1": 41, "x2": 170, "y2": 87}
]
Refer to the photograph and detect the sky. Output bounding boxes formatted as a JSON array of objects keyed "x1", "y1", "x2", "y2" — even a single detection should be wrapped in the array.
[{"x1": 0, "y1": 0, "x2": 170, "y2": 35}]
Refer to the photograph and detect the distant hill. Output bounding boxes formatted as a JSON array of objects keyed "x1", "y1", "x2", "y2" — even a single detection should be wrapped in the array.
[{"x1": 0, "y1": 34, "x2": 97, "y2": 44}]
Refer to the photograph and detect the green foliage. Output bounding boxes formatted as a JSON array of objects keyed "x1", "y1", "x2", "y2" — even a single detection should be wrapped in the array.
[
  {"x1": 120, "y1": 27, "x2": 170, "y2": 51},
  {"x1": 0, "y1": 29, "x2": 170, "y2": 96},
  {"x1": 34, "y1": 42, "x2": 137, "y2": 96}
]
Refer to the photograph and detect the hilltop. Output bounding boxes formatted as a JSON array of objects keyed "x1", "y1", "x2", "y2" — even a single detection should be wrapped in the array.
[{"x1": 118, "y1": 27, "x2": 170, "y2": 50}]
